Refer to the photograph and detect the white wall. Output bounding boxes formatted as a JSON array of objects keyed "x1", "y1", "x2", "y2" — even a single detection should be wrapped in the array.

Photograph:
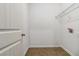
[
  {"x1": 58, "y1": 3, "x2": 79, "y2": 56},
  {"x1": 29, "y1": 3, "x2": 61, "y2": 47},
  {"x1": 59, "y1": 3, "x2": 73, "y2": 13}
]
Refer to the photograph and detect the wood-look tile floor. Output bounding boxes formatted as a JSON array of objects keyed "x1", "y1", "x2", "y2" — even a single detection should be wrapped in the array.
[{"x1": 25, "y1": 47, "x2": 70, "y2": 56}]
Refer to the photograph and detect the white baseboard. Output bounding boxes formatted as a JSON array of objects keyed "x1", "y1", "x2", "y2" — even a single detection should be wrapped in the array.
[
  {"x1": 60, "y1": 45, "x2": 74, "y2": 56},
  {"x1": 23, "y1": 47, "x2": 29, "y2": 56},
  {"x1": 30, "y1": 44, "x2": 60, "y2": 48}
]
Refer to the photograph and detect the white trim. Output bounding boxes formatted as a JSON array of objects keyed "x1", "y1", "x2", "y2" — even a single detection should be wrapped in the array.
[
  {"x1": 23, "y1": 47, "x2": 29, "y2": 56},
  {"x1": 30, "y1": 44, "x2": 60, "y2": 48},
  {"x1": 60, "y1": 45, "x2": 74, "y2": 56}
]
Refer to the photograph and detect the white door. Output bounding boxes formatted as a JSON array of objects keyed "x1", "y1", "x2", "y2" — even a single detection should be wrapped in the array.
[
  {"x1": 0, "y1": 3, "x2": 29, "y2": 56},
  {"x1": 0, "y1": 41, "x2": 22, "y2": 56},
  {"x1": 0, "y1": 4, "x2": 7, "y2": 29}
]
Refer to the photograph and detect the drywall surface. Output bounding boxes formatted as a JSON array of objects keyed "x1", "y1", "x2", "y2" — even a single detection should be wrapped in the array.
[
  {"x1": 60, "y1": 4, "x2": 79, "y2": 55},
  {"x1": 29, "y1": 3, "x2": 61, "y2": 47},
  {"x1": 59, "y1": 3, "x2": 73, "y2": 12}
]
